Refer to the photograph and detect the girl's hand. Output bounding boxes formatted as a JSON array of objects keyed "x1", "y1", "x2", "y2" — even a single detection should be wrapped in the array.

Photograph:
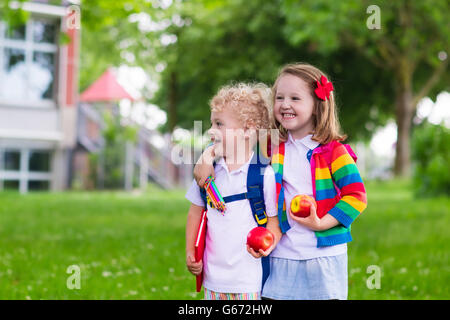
[
  {"x1": 289, "y1": 203, "x2": 339, "y2": 231},
  {"x1": 193, "y1": 145, "x2": 215, "y2": 187},
  {"x1": 186, "y1": 252, "x2": 203, "y2": 276},
  {"x1": 289, "y1": 202, "x2": 322, "y2": 231},
  {"x1": 246, "y1": 243, "x2": 274, "y2": 259}
]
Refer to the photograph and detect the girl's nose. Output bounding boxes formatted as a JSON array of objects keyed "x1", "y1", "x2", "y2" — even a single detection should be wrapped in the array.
[{"x1": 281, "y1": 99, "x2": 291, "y2": 109}]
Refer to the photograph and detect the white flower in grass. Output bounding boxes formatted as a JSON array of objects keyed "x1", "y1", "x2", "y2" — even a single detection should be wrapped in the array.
[{"x1": 102, "y1": 271, "x2": 112, "y2": 277}]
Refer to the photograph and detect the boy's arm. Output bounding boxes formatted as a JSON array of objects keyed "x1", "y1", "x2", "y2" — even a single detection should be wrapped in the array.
[
  {"x1": 186, "y1": 203, "x2": 205, "y2": 257},
  {"x1": 193, "y1": 145, "x2": 215, "y2": 187},
  {"x1": 264, "y1": 165, "x2": 282, "y2": 248},
  {"x1": 186, "y1": 203, "x2": 205, "y2": 275},
  {"x1": 266, "y1": 216, "x2": 282, "y2": 248},
  {"x1": 247, "y1": 166, "x2": 282, "y2": 258}
]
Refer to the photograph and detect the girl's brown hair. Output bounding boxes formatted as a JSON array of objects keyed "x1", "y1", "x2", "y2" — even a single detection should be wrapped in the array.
[{"x1": 272, "y1": 63, "x2": 347, "y2": 144}]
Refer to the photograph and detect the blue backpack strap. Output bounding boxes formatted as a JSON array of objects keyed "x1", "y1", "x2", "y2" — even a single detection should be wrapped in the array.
[
  {"x1": 199, "y1": 187, "x2": 207, "y2": 208},
  {"x1": 246, "y1": 147, "x2": 271, "y2": 287},
  {"x1": 246, "y1": 153, "x2": 268, "y2": 227}
]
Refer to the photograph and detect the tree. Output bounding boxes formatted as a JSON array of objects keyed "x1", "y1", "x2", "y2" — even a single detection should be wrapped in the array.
[
  {"x1": 281, "y1": 0, "x2": 450, "y2": 176},
  {"x1": 152, "y1": 0, "x2": 397, "y2": 144},
  {"x1": 153, "y1": 0, "x2": 306, "y2": 132}
]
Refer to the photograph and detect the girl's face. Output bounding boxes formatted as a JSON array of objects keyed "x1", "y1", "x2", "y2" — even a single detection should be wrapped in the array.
[
  {"x1": 274, "y1": 74, "x2": 315, "y2": 140},
  {"x1": 208, "y1": 106, "x2": 248, "y2": 160}
]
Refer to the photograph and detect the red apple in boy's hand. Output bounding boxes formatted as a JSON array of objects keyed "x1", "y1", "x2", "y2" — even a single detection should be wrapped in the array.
[
  {"x1": 246, "y1": 227, "x2": 274, "y2": 252},
  {"x1": 290, "y1": 195, "x2": 317, "y2": 218}
]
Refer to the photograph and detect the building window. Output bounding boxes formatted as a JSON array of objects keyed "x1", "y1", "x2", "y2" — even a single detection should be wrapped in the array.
[
  {"x1": 0, "y1": 148, "x2": 52, "y2": 193},
  {"x1": 29, "y1": 150, "x2": 51, "y2": 172},
  {"x1": 3, "y1": 150, "x2": 21, "y2": 171},
  {"x1": 28, "y1": 180, "x2": 50, "y2": 191},
  {"x1": 0, "y1": 18, "x2": 58, "y2": 104},
  {"x1": 3, "y1": 180, "x2": 20, "y2": 190}
]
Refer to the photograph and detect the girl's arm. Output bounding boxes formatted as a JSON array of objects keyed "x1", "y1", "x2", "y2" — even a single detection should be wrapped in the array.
[
  {"x1": 289, "y1": 202, "x2": 339, "y2": 231},
  {"x1": 193, "y1": 145, "x2": 215, "y2": 187},
  {"x1": 186, "y1": 203, "x2": 205, "y2": 275},
  {"x1": 291, "y1": 143, "x2": 367, "y2": 231},
  {"x1": 326, "y1": 143, "x2": 367, "y2": 228}
]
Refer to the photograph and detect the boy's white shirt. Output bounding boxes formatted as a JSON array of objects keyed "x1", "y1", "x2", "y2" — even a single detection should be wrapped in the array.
[
  {"x1": 270, "y1": 133, "x2": 347, "y2": 260},
  {"x1": 185, "y1": 151, "x2": 277, "y2": 293}
]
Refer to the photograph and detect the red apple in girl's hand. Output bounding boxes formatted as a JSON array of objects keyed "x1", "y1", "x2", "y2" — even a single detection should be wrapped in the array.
[
  {"x1": 290, "y1": 195, "x2": 317, "y2": 218},
  {"x1": 246, "y1": 227, "x2": 274, "y2": 252}
]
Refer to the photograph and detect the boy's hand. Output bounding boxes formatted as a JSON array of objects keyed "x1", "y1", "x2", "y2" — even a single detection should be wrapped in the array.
[
  {"x1": 194, "y1": 145, "x2": 215, "y2": 187},
  {"x1": 186, "y1": 252, "x2": 203, "y2": 276},
  {"x1": 246, "y1": 244, "x2": 274, "y2": 259},
  {"x1": 247, "y1": 217, "x2": 281, "y2": 259}
]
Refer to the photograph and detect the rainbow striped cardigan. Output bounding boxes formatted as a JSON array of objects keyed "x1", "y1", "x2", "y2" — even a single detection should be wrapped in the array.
[{"x1": 272, "y1": 140, "x2": 367, "y2": 247}]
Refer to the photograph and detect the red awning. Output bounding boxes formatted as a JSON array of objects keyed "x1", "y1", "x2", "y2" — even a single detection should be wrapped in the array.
[{"x1": 80, "y1": 68, "x2": 135, "y2": 102}]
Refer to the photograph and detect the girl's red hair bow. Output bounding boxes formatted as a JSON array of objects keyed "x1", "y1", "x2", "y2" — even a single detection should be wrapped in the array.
[{"x1": 314, "y1": 75, "x2": 334, "y2": 101}]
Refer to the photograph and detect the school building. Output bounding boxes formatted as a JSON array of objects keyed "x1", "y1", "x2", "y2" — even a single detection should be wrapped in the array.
[{"x1": 0, "y1": 0, "x2": 79, "y2": 192}]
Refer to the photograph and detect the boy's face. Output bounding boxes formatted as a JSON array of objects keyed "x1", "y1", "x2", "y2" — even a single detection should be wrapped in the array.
[{"x1": 208, "y1": 106, "x2": 248, "y2": 161}]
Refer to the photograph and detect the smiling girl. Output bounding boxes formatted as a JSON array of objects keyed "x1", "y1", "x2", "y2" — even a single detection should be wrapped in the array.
[{"x1": 261, "y1": 63, "x2": 367, "y2": 300}]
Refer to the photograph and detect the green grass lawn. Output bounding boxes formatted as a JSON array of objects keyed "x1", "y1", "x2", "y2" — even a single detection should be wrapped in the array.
[{"x1": 0, "y1": 180, "x2": 448, "y2": 300}]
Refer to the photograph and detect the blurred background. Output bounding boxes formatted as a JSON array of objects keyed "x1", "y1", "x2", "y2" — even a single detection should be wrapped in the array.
[{"x1": 0, "y1": 0, "x2": 448, "y2": 300}]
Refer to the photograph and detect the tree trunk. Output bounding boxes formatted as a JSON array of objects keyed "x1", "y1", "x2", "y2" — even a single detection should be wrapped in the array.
[
  {"x1": 168, "y1": 71, "x2": 178, "y2": 132},
  {"x1": 167, "y1": 71, "x2": 178, "y2": 186},
  {"x1": 394, "y1": 83, "x2": 414, "y2": 177}
]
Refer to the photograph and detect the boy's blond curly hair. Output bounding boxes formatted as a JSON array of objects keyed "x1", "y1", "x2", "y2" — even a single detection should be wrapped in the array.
[{"x1": 210, "y1": 82, "x2": 272, "y2": 132}]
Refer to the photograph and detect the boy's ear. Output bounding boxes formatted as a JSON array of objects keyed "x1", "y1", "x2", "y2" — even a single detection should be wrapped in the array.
[
  {"x1": 244, "y1": 120, "x2": 256, "y2": 132},
  {"x1": 244, "y1": 127, "x2": 257, "y2": 140}
]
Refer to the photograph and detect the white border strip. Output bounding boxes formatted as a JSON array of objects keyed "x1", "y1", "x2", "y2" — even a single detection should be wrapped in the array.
[
  {"x1": 0, "y1": 129, "x2": 63, "y2": 141},
  {"x1": 9, "y1": 1, "x2": 67, "y2": 17}
]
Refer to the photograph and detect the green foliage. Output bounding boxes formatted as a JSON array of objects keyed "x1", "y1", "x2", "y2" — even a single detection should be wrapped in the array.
[
  {"x1": 153, "y1": 0, "x2": 304, "y2": 132},
  {"x1": 153, "y1": 0, "x2": 449, "y2": 142},
  {"x1": 0, "y1": 0, "x2": 29, "y2": 26},
  {"x1": 280, "y1": 0, "x2": 450, "y2": 142},
  {"x1": 412, "y1": 123, "x2": 450, "y2": 197},
  {"x1": 282, "y1": 0, "x2": 450, "y2": 70}
]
